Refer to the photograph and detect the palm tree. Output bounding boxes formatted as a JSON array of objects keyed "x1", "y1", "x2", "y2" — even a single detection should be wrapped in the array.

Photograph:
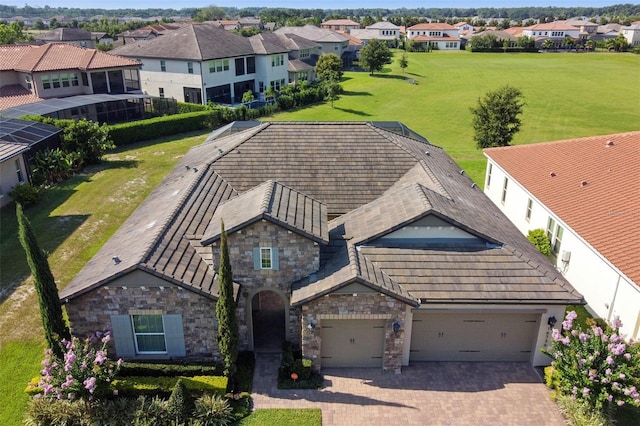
[
  {"x1": 542, "y1": 39, "x2": 553, "y2": 51},
  {"x1": 585, "y1": 40, "x2": 595, "y2": 52}
]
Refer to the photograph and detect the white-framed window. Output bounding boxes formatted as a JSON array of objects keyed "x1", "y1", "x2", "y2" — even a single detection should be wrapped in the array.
[
  {"x1": 51, "y1": 74, "x2": 60, "y2": 88},
  {"x1": 486, "y1": 163, "x2": 492, "y2": 188},
  {"x1": 15, "y1": 159, "x2": 24, "y2": 183},
  {"x1": 70, "y1": 73, "x2": 79, "y2": 86},
  {"x1": 111, "y1": 313, "x2": 185, "y2": 358},
  {"x1": 132, "y1": 314, "x2": 166, "y2": 353},
  {"x1": 501, "y1": 177, "x2": 508, "y2": 204},
  {"x1": 546, "y1": 217, "x2": 564, "y2": 255},
  {"x1": 300, "y1": 48, "x2": 310, "y2": 58},
  {"x1": 187, "y1": 62, "x2": 194, "y2": 74},
  {"x1": 271, "y1": 54, "x2": 284, "y2": 67},
  {"x1": 259, "y1": 81, "x2": 264, "y2": 93},
  {"x1": 253, "y1": 247, "x2": 279, "y2": 270},
  {"x1": 209, "y1": 59, "x2": 229, "y2": 73},
  {"x1": 25, "y1": 75, "x2": 32, "y2": 90},
  {"x1": 159, "y1": 87, "x2": 165, "y2": 98},
  {"x1": 260, "y1": 247, "x2": 272, "y2": 269},
  {"x1": 61, "y1": 73, "x2": 70, "y2": 87},
  {"x1": 160, "y1": 60, "x2": 166, "y2": 72},
  {"x1": 525, "y1": 198, "x2": 533, "y2": 221}
]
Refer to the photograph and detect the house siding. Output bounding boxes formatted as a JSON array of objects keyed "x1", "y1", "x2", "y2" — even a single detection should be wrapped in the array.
[
  {"x1": 65, "y1": 269, "x2": 219, "y2": 360},
  {"x1": 484, "y1": 159, "x2": 640, "y2": 340},
  {"x1": 301, "y1": 293, "x2": 408, "y2": 373}
]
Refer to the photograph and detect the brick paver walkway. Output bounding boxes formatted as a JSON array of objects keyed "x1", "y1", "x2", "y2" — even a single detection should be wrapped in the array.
[{"x1": 251, "y1": 353, "x2": 566, "y2": 425}]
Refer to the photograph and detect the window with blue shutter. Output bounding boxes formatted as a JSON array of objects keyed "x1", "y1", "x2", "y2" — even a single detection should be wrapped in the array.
[
  {"x1": 110, "y1": 314, "x2": 185, "y2": 358},
  {"x1": 253, "y1": 247, "x2": 279, "y2": 270},
  {"x1": 110, "y1": 315, "x2": 135, "y2": 358}
]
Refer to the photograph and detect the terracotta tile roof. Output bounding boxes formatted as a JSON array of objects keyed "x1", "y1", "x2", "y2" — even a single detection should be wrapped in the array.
[
  {"x1": 0, "y1": 43, "x2": 139, "y2": 73},
  {"x1": 485, "y1": 132, "x2": 640, "y2": 286},
  {"x1": 408, "y1": 23, "x2": 457, "y2": 30},
  {"x1": 526, "y1": 21, "x2": 577, "y2": 31},
  {"x1": 0, "y1": 85, "x2": 42, "y2": 110}
]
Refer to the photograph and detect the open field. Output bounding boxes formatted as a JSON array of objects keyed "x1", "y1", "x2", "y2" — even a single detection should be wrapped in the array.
[
  {"x1": 270, "y1": 50, "x2": 640, "y2": 184},
  {"x1": 0, "y1": 50, "x2": 638, "y2": 424}
]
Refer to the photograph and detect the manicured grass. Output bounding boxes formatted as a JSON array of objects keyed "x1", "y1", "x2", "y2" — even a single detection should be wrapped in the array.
[
  {"x1": 270, "y1": 50, "x2": 640, "y2": 185},
  {"x1": 236, "y1": 408, "x2": 321, "y2": 425},
  {"x1": 0, "y1": 130, "x2": 208, "y2": 425},
  {"x1": 0, "y1": 340, "x2": 45, "y2": 426}
]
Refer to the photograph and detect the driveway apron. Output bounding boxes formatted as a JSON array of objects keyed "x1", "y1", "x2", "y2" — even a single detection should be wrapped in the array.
[{"x1": 251, "y1": 353, "x2": 566, "y2": 425}]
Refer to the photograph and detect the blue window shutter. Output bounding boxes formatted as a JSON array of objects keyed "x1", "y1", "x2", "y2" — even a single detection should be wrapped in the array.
[
  {"x1": 272, "y1": 247, "x2": 279, "y2": 270},
  {"x1": 110, "y1": 315, "x2": 135, "y2": 358},
  {"x1": 164, "y1": 314, "x2": 186, "y2": 357},
  {"x1": 253, "y1": 247, "x2": 261, "y2": 270}
]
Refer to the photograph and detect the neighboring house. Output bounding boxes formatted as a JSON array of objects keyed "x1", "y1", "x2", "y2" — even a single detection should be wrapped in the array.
[
  {"x1": 238, "y1": 17, "x2": 264, "y2": 30},
  {"x1": 92, "y1": 32, "x2": 115, "y2": 46},
  {"x1": 35, "y1": 28, "x2": 95, "y2": 48},
  {"x1": 0, "y1": 43, "x2": 142, "y2": 113},
  {"x1": 484, "y1": 132, "x2": 640, "y2": 340},
  {"x1": 595, "y1": 23, "x2": 623, "y2": 41},
  {"x1": 275, "y1": 25, "x2": 350, "y2": 61},
  {"x1": 0, "y1": 117, "x2": 62, "y2": 206},
  {"x1": 566, "y1": 18, "x2": 599, "y2": 39},
  {"x1": 111, "y1": 23, "x2": 295, "y2": 105},
  {"x1": 320, "y1": 19, "x2": 360, "y2": 32},
  {"x1": 60, "y1": 121, "x2": 583, "y2": 373},
  {"x1": 472, "y1": 30, "x2": 518, "y2": 47},
  {"x1": 522, "y1": 22, "x2": 581, "y2": 47},
  {"x1": 406, "y1": 23, "x2": 461, "y2": 50},
  {"x1": 621, "y1": 24, "x2": 640, "y2": 47},
  {"x1": 454, "y1": 22, "x2": 474, "y2": 32},
  {"x1": 351, "y1": 21, "x2": 400, "y2": 46},
  {"x1": 250, "y1": 33, "x2": 320, "y2": 86}
]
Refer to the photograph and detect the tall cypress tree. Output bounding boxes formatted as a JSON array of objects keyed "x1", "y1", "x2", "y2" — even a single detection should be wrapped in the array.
[
  {"x1": 16, "y1": 203, "x2": 70, "y2": 356},
  {"x1": 216, "y1": 220, "x2": 238, "y2": 379}
]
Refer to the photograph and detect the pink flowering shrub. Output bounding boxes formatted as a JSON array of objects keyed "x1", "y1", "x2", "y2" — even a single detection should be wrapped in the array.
[
  {"x1": 34, "y1": 328, "x2": 123, "y2": 401},
  {"x1": 543, "y1": 311, "x2": 640, "y2": 410}
]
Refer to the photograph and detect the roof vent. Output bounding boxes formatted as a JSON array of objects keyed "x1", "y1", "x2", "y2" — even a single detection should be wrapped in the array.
[
  {"x1": 581, "y1": 180, "x2": 588, "y2": 187},
  {"x1": 425, "y1": 150, "x2": 430, "y2": 156},
  {"x1": 550, "y1": 172, "x2": 556, "y2": 177},
  {"x1": 605, "y1": 140, "x2": 614, "y2": 147},
  {"x1": 112, "y1": 256, "x2": 121, "y2": 265},
  {"x1": 471, "y1": 183, "x2": 477, "y2": 189},
  {"x1": 459, "y1": 169, "x2": 465, "y2": 175}
]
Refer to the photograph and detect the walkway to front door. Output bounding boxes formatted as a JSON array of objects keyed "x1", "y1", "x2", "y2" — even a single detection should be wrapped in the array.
[{"x1": 251, "y1": 354, "x2": 566, "y2": 425}]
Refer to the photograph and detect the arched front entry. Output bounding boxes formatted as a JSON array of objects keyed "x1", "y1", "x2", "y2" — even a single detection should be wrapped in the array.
[{"x1": 250, "y1": 290, "x2": 287, "y2": 353}]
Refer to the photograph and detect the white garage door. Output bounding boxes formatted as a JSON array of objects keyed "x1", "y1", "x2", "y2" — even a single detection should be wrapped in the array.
[
  {"x1": 410, "y1": 312, "x2": 539, "y2": 362},
  {"x1": 321, "y1": 319, "x2": 386, "y2": 368}
]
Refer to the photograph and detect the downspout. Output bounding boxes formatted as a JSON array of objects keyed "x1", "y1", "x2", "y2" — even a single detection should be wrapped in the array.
[
  {"x1": 607, "y1": 274, "x2": 621, "y2": 322},
  {"x1": 199, "y1": 62, "x2": 205, "y2": 105}
]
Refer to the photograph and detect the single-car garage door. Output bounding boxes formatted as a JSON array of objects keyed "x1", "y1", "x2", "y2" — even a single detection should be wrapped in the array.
[
  {"x1": 410, "y1": 312, "x2": 539, "y2": 362},
  {"x1": 321, "y1": 319, "x2": 386, "y2": 368}
]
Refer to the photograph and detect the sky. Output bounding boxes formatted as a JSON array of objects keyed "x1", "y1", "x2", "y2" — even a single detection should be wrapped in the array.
[{"x1": 1, "y1": 1, "x2": 629, "y2": 11}]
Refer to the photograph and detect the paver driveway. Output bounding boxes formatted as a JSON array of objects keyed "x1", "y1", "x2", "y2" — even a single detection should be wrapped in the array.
[{"x1": 251, "y1": 354, "x2": 566, "y2": 425}]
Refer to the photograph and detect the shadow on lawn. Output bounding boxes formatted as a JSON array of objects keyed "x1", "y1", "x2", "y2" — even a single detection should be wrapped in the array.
[
  {"x1": 333, "y1": 107, "x2": 371, "y2": 117},
  {"x1": 341, "y1": 90, "x2": 372, "y2": 96}
]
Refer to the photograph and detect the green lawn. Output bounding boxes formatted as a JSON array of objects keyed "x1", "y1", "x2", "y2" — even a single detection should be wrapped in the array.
[
  {"x1": 236, "y1": 408, "x2": 321, "y2": 425},
  {"x1": 270, "y1": 50, "x2": 640, "y2": 185},
  {"x1": 0, "y1": 50, "x2": 638, "y2": 425}
]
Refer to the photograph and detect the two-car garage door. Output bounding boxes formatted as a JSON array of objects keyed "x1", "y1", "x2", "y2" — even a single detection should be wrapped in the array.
[{"x1": 410, "y1": 312, "x2": 539, "y2": 362}]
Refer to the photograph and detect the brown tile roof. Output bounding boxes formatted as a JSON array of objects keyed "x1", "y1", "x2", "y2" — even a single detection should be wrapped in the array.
[
  {"x1": 202, "y1": 180, "x2": 329, "y2": 245},
  {"x1": 0, "y1": 141, "x2": 29, "y2": 162},
  {"x1": 484, "y1": 131, "x2": 640, "y2": 286},
  {"x1": 62, "y1": 122, "x2": 583, "y2": 307},
  {"x1": 111, "y1": 23, "x2": 255, "y2": 61},
  {"x1": 0, "y1": 43, "x2": 139, "y2": 73},
  {"x1": 0, "y1": 85, "x2": 42, "y2": 110},
  {"x1": 321, "y1": 19, "x2": 360, "y2": 27}
]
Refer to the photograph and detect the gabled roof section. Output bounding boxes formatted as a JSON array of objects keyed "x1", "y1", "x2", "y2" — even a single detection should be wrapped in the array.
[
  {"x1": 202, "y1": 180, "x2": 329, "y2": 245},
  {"x1": 367, "y1": 21, "x2": 400, "y2": 30},
  {"x1": 111, "y1": 23, "x2": 254, "y2": 61},
  {"x1": 408, "y1": 23, "x2": 457, "y2": 30},
  {"x1": 275, "y1": 25, "x2": 349, "y2": 44},
  {"x1": 36, "y1": 28, "x2": 92, "y2": 42},
  {"x1": 0, "y1": 141, "x2": 28, "y2": 162},
  {"x1": 248, "y1": 33, "x2": 291, "y2": 55},
  {"x1": 485, "y1": 131, "x2": 640, "y2": 287},
  {"x1": 291, "y1": 245, "x2": 418, "y2": 306},
  {"x1": 9, "y1": 43, "x2": 140, "y2": 72}
]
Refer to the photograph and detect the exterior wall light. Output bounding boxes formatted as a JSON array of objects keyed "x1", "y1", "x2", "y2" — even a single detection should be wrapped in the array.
[{"x1": 547, "y1": 316, "x2": 557, "y2": 329}]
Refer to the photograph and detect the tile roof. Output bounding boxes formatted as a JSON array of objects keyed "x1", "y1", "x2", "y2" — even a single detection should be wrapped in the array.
[
  {"x1": 36, "y1": 28, "x2": 92, "y2": 42},
  {"x1": 0, "y1": 85, "x2": 42, "y2": 110},
  {"x1": 321, "y1": 19, "x2": 360, "y2": 27},
  {"x1": 367, "y1": 22, "x2": 400, "y2": 30},
  {"x1": 248, "y1": 33, "x2": 292, "y2": 55},
  {"x1": 0, "y1": 141, "x2": 29, "y2": 162},
  {"x1": 408, "y1": 23, "x2": 457, "y2": 30},
  {"x1": 525, "y1": 21, "x2": 578, "y2": 31},
  {"x1": 62, "y1": 122, "x2": 582, "y2": 307},
  {"x1": 275, "y1": 25, "x2": 349, "y2": 44},
  {"x1": 414, "y1": 35, "x2": 460, "y2": 42},
  {"x1": 484, "y1": 131, "x2": 640, "y2": 287},
  {"x1": 111, "y1": 23, "x2": 255, "y2": 61},
  {"x1": 202, "y1": 180, "x2": 329, "y2": 245},
  {"x1": 0, "y1": 43, "x2": 140, "y2": 73}
]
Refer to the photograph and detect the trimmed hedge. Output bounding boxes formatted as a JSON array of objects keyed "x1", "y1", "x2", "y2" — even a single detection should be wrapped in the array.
[
  {"x1": 112, "y1": 375, "x2": 228, "y2": 398},
  {"x1": 119, "y1": 362, "x2": 222, "y2": 377},
  {"x1": 470, "y1": 47, "x2": 539, "y2": 53},
  {"x1": 108, "y1": 111, "x2": 214, "y2": 146}
]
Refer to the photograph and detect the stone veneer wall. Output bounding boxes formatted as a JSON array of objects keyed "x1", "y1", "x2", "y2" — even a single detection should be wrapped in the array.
[
  {"x1": 211, "y1": 220, "x2": 320, "y2": 350},
  {"x1": 300, "y1": 292, "x2": 408, "y2": 374},
  {"x1": 65, "y1": 270, "x2": 218, "y2": 360}
]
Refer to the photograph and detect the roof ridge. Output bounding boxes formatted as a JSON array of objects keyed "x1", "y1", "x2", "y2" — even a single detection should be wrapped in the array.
[
  {"x1": 261, "y1": 179, "x2": 275, "y2": 214},
  {"x1": 417, "y1": 160, "x2": 452, "y2": 199},
  {"x1": 348, "y1": 245, "x2": 361, "y2": 277}
]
